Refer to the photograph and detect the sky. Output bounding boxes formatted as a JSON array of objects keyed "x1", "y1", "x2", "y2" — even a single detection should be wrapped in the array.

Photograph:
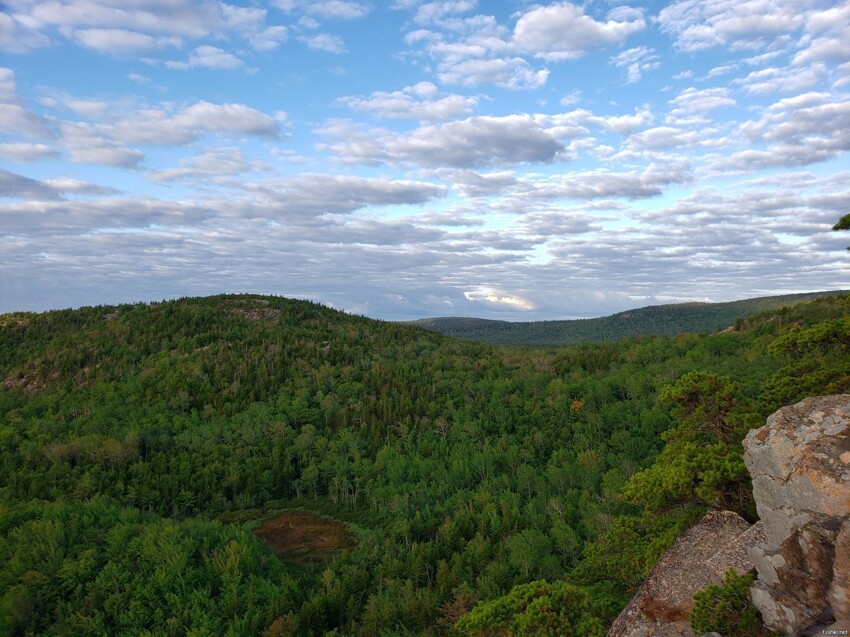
[{"x1": 1, "y1": 0, "x2": 849, "y2": 321}]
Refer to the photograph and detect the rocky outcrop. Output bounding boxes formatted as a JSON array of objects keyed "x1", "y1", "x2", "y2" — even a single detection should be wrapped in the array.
[
  {"x1": 744, "y1": 395, "x2": 850, "y2": 635},
  {"x1": 610, "y1": 395, "x2": 850, "y2": 637},
  {"x1": 607, "y1": 511, "x2": 764, "y2": 637}
]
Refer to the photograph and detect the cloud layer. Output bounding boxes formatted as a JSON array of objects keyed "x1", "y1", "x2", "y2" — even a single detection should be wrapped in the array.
[{"x1": 1, "y1": 1, "x2": 849, "y2": 319}]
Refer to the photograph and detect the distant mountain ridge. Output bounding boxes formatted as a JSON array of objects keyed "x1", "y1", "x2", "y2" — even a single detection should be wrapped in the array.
[{"x1": 409, "y1": 290, "x2": 849, "y2": 346}]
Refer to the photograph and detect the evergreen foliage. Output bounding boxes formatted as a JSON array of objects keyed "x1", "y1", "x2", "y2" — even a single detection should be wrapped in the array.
[
  {"x1": 689, "y1": 569, "x2": 760, "y2": 637},
  {"x1": 454, "y1": 580, "x2": 606, "y2": 636}
]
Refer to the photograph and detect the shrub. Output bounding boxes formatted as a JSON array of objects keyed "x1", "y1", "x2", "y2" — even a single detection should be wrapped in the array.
[{"x1": 690, "y1": 569, "x2": 758, "y2": 636}]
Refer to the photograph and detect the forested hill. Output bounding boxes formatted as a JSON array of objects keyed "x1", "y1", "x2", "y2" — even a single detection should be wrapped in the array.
[
  {"x1": 1, "y1": 293, "x2": 849, "y2": 636},
  {"x1": 410, "y1": 290, "x2": 848, "y2": 346}
]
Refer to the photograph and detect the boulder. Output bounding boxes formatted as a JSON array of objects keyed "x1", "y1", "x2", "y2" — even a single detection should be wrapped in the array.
[
  {"x1": 608, "y1": 511, "x2": 763, "y2": 637},
  {"x1": 743, "y1": 395, "x2": 850, "y2": 635},
  {"x1": 830, "y1": 521, "x2": 850, "y2": 621}
]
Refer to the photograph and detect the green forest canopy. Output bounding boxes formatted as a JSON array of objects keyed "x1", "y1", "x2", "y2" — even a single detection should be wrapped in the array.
[{"x1": 1, "y1": 293, "x2": 849, "y2": 635}]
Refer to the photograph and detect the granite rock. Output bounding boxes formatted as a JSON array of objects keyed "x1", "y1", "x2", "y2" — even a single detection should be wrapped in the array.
[{"x1": 744, "y1": 395, "x2": 850, "y2": 635}]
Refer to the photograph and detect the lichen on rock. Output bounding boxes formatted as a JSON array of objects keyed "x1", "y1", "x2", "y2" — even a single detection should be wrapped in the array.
[
  {"x1": 607, "y1": 510, "x2": 763, "y2": 637},
  {"x1": 744, "y1": 395, "x2": 850, "y2": 635}
]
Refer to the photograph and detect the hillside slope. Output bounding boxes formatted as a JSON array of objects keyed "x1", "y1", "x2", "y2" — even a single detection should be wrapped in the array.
[
  {"x1": 1, "y1": 293, "x2": 849, "y2": 635},
  {"x1": 411, "y1": 290, "x2": 847, "y2": 346}
]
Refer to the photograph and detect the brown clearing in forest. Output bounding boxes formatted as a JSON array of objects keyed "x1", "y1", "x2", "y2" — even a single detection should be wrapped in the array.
[{"x1": 253, "y1": 511, "x2": 355, "y2": 566}]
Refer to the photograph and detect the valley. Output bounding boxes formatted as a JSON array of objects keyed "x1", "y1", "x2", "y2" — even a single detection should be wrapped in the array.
[{"x1": 1, "y1": 293, "x2": 848, "y2": 635}]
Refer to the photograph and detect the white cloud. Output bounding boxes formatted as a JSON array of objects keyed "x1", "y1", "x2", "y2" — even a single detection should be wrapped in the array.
[
  {"x1": 166, "y1": 45, "x2": 244, "y2": 70},
  {"x1": 0, "y1": 68, "x2": 53, "y2": 138},
  {"x1": 319, "y1": 114, "x2": 566, "y2": 167},
  {"x1": 148, "y1": 147, "x2": 269, "y2": 184},
  {"x1": 716, "y1": 94, "x2": 850, "y2": 170},
  {"x1": 658, "y1": 0, "x2": 805, "y2": 52},
  {"x1": 4, "y1": 0, "x2": 289, "y2": 60},
  {"x1": 400, "y1": 4, "x2": 643, "y2": 90},
  {"x1": 551, "y1": 106, "x2": 654, "y2": 135},
  {"x1": 735, "y1": 63, "x2": 828, "y2": 95},
  {"x1": 70, "y1": 27, "x2": 180, "y2": 54},
  {"x1": 513, "y1": 3, "x2": 645, "y2": 61},
  {"x1": 413, "y1": 1, "x2": 478, "y2": 25},
  {"x1": 127, "y1": 72, "x2": 151, "y2": 84},
  {"x1": 0, "y1": 10, "x2": 52, "y2": 53},
  {"x1": 559, "y1": 90, "x2": 583, "y2": 106},
  {"x1": 0, "y1": 169, "x2": 117, "y2": 198},
  {"x1": 50, "y1": 99, "x2": 281, "y2": 167},
  {"x1": 1, "y1": 169, "x2": 61, "y2": 199},
  {"x1": 452, "y1": 170, "x2": 517, "y2": 197},
  {"x1": 249, "y1": 25, "x2": 289, "y2": 51},
  {"x1": 187, "y1": 45, "x2": 243, "y2": 69},
  {"x1": 338, "y1": 82, "x2": 477, "y2": 121},
  {"x1": 666, "y1": 87, "x2": 736, "y2": 124},
  {"x1": 273, "y1": 0, "x2": 370, "y2": 20},
  {"x1": 300, "y1": 33, "x2": 347, "y2": 54},
  {"x1": 625, "y1": 126, "x2": 710, "y2": 150},
  {"x1": 59, "y1": 124, "x2": 145, "y2": 167},
  {"x1": 0, "y1": 143, "x2": 60, "y2": 161},
  {"x1": 436, "y1": 56, "x2": 549, "y2": 89},
  {"x1": 243, "y1": 174, "x2": 447, "y2": 216},
  {"x1": 610, "y1": 46, "x2": 660, "y2": 83},
  {"x1": 463, "y1": 286, "x2": 535, "y2": 310},
  {"x1": 670, "y1": 87, "x2": 736, "y2": 113},
  {"x1": 28, "y1": 0, "x2": 223, "y2": 38}
]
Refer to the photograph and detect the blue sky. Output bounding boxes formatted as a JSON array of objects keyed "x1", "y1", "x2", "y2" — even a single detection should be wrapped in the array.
[{"x1": 2, "y1": 0, "x2": 849, "y2": 320}]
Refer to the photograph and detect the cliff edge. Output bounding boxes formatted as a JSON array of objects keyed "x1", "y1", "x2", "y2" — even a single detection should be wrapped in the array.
[{"x1": 610, "y1": 395, "x2": 850, "y2": 637}]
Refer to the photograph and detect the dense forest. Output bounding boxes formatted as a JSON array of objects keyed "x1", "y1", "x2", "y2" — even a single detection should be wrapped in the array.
[
  {"x1": 410, "y1": 290, "x2": 847, "y2": 346},
  {"x1": 1, "y1": 293, "x2": 849, "y2": 635}
]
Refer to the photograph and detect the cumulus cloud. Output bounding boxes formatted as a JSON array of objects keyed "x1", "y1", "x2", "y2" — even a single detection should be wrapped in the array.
[
  {"x1": 669, "y1": 87, "x2": 736, "y2": 114},
  {"x1": 76, "y1": 100, "x2": 278, "y2": 144},
  {"x1": 0, "y1": 68, "x2": 53, "y2": 138},
  {"x1": 0, "y1": 169, "x2": 61, "y2": 200},
  {"x1": 400, "y1": 4, "x2": 644, "y2": 90},
  {"x1": 735, "y1": 63, "x2": 828, "y2": 95},
  {"x1": 3, "y1": 0, "x2": 289, "y2": 60},
  {"x1": 413, "y1": 0, "x2": 478, "y2": 25},
  {"x1": 513, "y1": 3, "x2": 645, "y2": 61},
  {"x1": 48, "y1": 98, "x2": 281, "y2": 167},
  {"x1": 551, "y1": 106, "x2": 654, "y2": 135},
  {"x1": 435, "y1": 56, "x2": 549, "y2": 89},
  {"x1": 249, "y1": 26, "x2": 289, "y2": 51},
  {"x1": 70, "y1": 28, "x2": 180, "y2": 54},
  {"x1": 0, "y1": 10, "x2": 52, "y2": 52},
  {"x1": 625, "y1": 126, "x2": 703, "y2": 150},
  {"x1": 541, "y1": 162, "x2": 693, "y2": 200},
  {"x1": 319, "y1": 114, "x2": 565, "y2": 167},
  {"x1": 148, "y1": 147, "x2": 269, "y2": 184},
  {"x1": 59, "y1": 125, "x2": 145, "y2": 167},
  {"x1": 26, "y1": 0, "x2": 226, "y2": 38},
  {"x1": 0, "y1": 169, "x2": 116, "y2": 199},
  {"x1": 610, "y1": 46, "x2": 660, "y2": 83},
  {"x1": 0, "y1": 143, "x2": 60, "y2": 162},
  {"x1": 273, "y1": 0, "x2": 370, "y2": 20},
  {"x1": 452, "y1": 170, "x2": 518, "y2": 197},
  {"x1": 658, "y1": 0, "x2": 805, "y2": 52},
  {"x1": 300, "y1": 33, "x2": 347, "y2": 53},
  {"x1": 714, "y1": 93, "x2": 850, "y2": 169},
  {"x1": 167, "y1": 45, "x2": 244, "y2": 70},
  {"x1": 338, "y1": 82, "x2": 477, "y2": 121},
  {"x1": 239, "y1": 174, "x2": 448, "y2": 217}
]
